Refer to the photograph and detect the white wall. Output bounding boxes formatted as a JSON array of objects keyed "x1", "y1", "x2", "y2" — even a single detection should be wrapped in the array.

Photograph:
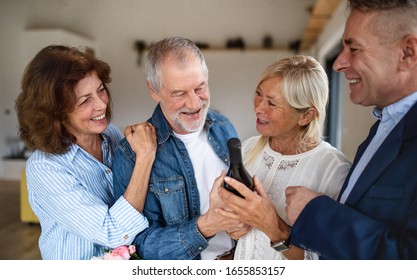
[
  {"x1": 0, "y1": 28, "x2": 96, "y2": 179},
  {"x1": 0, "y1": 1, "x2": 292, "y2": 177},
  {"x1": 309, "y1": 1, "x2": 374, "y2": 162},
  {"x1": 110, "y1": 49, "x2": 292, "y2": 142},
  {"x1": 204, "y1": 50, "x2": 292, "y2": 140},
  {"x1": 0, "y1": 0, "x2": 375, "y2": 177},
  {"x1": 0, "y1": 0, "x2": 27, "y2": 175}
]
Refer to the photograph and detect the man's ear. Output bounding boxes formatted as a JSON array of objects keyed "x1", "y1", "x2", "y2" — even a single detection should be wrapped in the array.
[
  {"x1": 147, "y1": 81, "x2": 160, "y2": 103},
  {"x1": 399, "y1": 35, "x2": 417, "y2": 71},
  {"x1": 298, "y1": 107, "x2": 318, "y2": 127}
]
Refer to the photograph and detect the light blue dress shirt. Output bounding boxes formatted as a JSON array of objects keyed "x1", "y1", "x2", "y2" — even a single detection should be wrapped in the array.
[
  {"x1": 26, "y1": 124, "x2": 149, "y2": 260},
  {"x1": 340, "y1": 92, "x2": 417, "y2": 203}
]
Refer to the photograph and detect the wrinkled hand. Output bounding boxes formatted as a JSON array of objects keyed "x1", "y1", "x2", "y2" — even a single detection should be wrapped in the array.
[
  {"x1": 217, "y1": 175, "x2": 282, "y2": 239},
  {"x1": 197, "y1": 170, "x2": 248, "y2": 238},
  {"x1": 226, "y1": 224, "x2": 252, "y2": 240},
  {"x1": 124, "y1": 122, "x2": 157, "y2": 159},
  {"x1": 285, "y1": 186, "x2": 320, "y2": 225}
]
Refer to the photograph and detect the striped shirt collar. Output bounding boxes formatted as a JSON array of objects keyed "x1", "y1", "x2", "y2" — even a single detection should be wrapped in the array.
[{"x1": 66, "y1": 130, "x2": 112, "y2": 162}]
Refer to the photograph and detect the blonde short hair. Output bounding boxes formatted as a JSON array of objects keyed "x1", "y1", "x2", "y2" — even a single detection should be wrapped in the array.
[{"x1": 245, "y1": 55, "x2": 329, "y2": 165}]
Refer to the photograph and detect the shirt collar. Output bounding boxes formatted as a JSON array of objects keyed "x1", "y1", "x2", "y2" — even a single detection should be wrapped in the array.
[
  {"x1": 66, "y1": 130, "x2": 110, "y2": 162},
  {"x1": 372, "y1": 91, "x2": 417, "y2": 123}
]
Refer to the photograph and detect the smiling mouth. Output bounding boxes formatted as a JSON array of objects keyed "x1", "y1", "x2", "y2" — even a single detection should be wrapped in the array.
[
  {"x1": 182, "y1": 108, "x2": 201, "y2": 116},
  {"x1": 257, "y1": 118, "x2": 268, "y2": 124},
  {"x1": 91, "y1": 114, "x2": 106, "y2": 121},
  {"x1": 348, "y1": 78, "x2": 361, "y2": 84}
]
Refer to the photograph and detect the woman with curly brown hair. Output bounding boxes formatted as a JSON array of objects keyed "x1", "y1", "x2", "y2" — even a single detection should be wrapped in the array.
[{"x1": 16, "y1": 45, "x2": 156, "y2": 260}]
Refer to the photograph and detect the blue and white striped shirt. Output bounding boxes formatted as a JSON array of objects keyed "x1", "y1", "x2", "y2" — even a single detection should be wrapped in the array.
[{"x1": 26, "y1": 124, "x2": 148, "y2": 260}]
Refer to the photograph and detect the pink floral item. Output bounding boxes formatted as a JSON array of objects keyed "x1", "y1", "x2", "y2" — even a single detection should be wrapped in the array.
[{"x1": 98, "y1": 245, "x2": 141, "y2": 260}]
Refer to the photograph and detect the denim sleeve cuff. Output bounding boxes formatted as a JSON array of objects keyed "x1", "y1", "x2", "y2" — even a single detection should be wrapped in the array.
[
  {"x1": 180, "y1": 217, "x2": 210, "y2": 258},
  {"x1": 110, "y1": 197, "x2": 149, "y2": 244}
]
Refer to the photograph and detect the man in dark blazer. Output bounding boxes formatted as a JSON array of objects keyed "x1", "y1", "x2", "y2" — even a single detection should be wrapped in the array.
[{"x1": 284, "y1": 0, "x2": 417, "y2": 259}]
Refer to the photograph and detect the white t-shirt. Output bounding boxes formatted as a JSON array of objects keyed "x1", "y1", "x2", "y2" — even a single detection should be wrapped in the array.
[
  {"x1": 174, "y1": 128, "x2": 233, "y2": 260},
  {"x1": 234, "y1": 136, "x2": 351, "y2": 260}
]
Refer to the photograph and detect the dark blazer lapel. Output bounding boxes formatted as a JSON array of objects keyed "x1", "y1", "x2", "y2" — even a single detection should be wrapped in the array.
[
  {"x1": 344, "y1": 100, "x2": 417, "y2": 205},
  {"x1": 340, "y1": 102, "x2": 417, "y2": 205},
  {"x1": 403, "y1": 102, "x2": 417, "y2": 140},
  {"x1": 345, "y1": 121, "x2": 403, "y2": 205}
]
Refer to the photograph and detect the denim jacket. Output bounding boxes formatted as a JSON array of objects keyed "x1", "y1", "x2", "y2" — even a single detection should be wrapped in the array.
[{"x1": 113, "y1": 104, "x2": 238, "y2": 259}]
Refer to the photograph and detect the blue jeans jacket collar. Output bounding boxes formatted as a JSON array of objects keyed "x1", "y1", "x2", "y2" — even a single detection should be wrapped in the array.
[{"x1": 112, "y1": 104, "x2": 237, "y2": 260}]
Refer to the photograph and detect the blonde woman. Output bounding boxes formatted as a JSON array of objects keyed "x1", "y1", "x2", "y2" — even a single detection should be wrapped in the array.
[{"x1": 218, "y1": 55, "x2": 351, "y2": 260}]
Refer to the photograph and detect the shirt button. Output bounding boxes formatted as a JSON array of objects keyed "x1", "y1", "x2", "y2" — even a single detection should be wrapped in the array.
[
  {"x1": 123, "y1": 234, "x2": 129, "y2": 240},
  {"x1": 198, "y1": 246, "x2": 203, "y2": 251},
  {"x1": 106, "y1": 169, "x2": 111, "y2": 174},
  {"x1": 164, "y1": 188, "x2": 169, "y2": 193}
]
